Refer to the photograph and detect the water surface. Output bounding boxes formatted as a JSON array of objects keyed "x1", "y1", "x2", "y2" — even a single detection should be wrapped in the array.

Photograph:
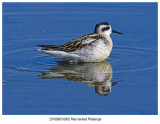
[{"x1": 3, "y1": 2, "x2": 158, "y2": 115}]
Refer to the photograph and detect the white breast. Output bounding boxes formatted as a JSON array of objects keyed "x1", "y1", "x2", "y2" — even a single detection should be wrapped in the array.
[{"x1": 74, "y1": 38, "x2": 113, "y2": 62}]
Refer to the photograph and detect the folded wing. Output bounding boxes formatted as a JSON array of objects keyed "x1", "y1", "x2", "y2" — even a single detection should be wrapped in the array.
[{"x1": 37, "y1": 33, "x2": 105, "y2": 52}]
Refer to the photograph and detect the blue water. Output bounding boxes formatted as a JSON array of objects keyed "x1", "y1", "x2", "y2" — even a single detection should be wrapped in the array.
[{"x1": 2, "y1": 2, "x2": 158, "y2": 115}]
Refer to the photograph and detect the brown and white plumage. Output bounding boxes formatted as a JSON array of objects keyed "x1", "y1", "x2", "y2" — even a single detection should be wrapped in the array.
[
  {"x1": 38, "y1": 33, "x2": 106, "y2": 52},
  {"x1": 37, "y1": 22, "x2": 122, "y2": 62}
]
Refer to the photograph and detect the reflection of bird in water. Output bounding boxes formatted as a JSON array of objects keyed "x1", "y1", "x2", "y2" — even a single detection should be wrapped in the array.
[
  {"x1": 38, "y1": 61, "x2": 120, "y2": 96},
  {"x1": 37, "y1": 22, "x2": 122, "y2": 62}
]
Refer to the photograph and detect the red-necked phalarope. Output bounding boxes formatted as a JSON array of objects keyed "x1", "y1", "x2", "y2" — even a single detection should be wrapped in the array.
[{"x1": 37, "y1": 22, "x2": 123, "y2": 62}]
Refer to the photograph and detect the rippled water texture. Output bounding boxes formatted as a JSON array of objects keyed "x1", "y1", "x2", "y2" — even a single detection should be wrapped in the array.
[{"x1": 3, "y1": 3, "x2": 158, "y2": 115}]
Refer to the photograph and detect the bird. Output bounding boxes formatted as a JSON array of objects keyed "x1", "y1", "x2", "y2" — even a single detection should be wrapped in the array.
[{"x1": 37, "y1": 22, "x2": 123, "y2": 62}]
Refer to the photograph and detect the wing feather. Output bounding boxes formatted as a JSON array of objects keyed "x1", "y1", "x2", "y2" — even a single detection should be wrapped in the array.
[{"x1": 37, "y1": 33, "x2": 105, "y2": 52}]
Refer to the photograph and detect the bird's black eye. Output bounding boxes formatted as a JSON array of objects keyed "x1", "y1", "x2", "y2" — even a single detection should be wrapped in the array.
[{"x1": 102, "y1": 27, "x2": 110, "y2": 31}]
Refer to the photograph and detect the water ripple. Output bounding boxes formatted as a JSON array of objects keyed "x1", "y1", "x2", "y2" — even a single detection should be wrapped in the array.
[{"x1": 3, "y1": 45, "x2": 157, "y2": 74}]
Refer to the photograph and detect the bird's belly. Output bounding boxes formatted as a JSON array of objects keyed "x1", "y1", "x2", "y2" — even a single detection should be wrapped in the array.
[
  {"x1": 94, "y1": 53, "x2": 109, "y2": 62},
  {"x1": 75, "y1": 41, "x2": 112, "y2": 62}
]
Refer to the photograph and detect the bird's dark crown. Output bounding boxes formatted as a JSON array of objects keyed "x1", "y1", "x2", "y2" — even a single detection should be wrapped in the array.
[{"x1": 95, "y1": 22, "x2": 110, "y2": 28}]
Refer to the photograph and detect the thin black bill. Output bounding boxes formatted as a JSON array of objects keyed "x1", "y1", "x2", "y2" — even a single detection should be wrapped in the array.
[{"x1": 112, "y1": 30, "x2": 123, "y2": 34}]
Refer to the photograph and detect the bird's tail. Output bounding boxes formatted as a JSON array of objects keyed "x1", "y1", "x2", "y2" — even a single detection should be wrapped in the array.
[{"x1": 37, "y1": 45, "x2": 64, "y2": 51}]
